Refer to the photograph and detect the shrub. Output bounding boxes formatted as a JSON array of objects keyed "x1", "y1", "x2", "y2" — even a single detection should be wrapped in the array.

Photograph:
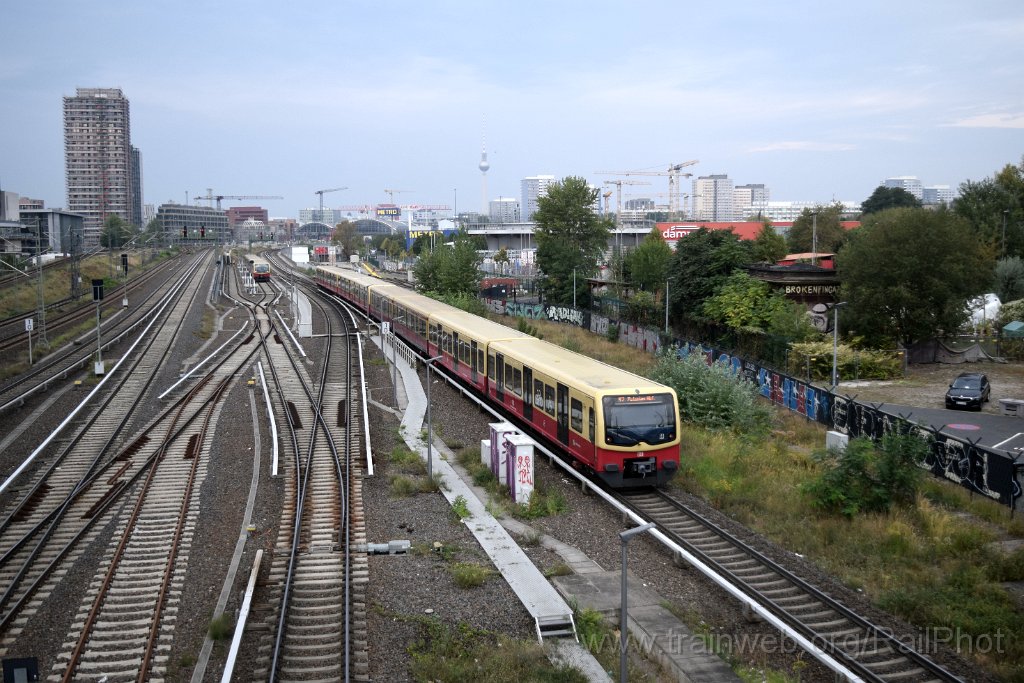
[
  {"x1": 515, "y1": 317, "x2": 543, "y2": 339},
  {"x1": 803, "y1": 433, "x2": 926, "y2": 517},
  {"x1": 208, "y1": 613, "x2": 233, "y2": 641},
  {"x1": 648, "y1": 350, "x2": 773, "y2": 438},
  {"x1": 605, "y1": 323, "x2": 619, "y2": 343},
  {"x1": 448, "y1": 561, "x2": 492, "y2": 587},
  {"x1": 452, "y1": 494, "x2": 471, "y2": 519},
  {"x1": 788, "y1": 340, "x2": 903, "y2": 381}
]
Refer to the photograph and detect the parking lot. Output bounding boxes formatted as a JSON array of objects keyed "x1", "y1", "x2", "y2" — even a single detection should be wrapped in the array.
[{"x1": 835, "y1": 361, "x2": 1024, "y2": 416}]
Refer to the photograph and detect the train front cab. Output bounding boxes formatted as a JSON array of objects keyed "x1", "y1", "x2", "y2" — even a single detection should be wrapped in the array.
[
  {"x1": 596, "y1": 389, "x2": 679, "y2": 487},
  {"x1": 487, "y1": 338, "x2": 679, "y2": 488}
]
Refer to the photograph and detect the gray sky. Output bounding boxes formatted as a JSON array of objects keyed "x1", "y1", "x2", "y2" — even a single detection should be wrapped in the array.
[{"x1": 2, "y1": 0, "x2": 1022, "y2": 219}]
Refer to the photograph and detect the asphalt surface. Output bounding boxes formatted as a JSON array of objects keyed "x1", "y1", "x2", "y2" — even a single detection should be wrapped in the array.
[{"x1": 872, "y1": 402, "x2": 1024, "y2": 460}]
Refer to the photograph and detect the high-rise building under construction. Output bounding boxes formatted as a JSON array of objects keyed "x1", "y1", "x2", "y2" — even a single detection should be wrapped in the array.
[{"x1": 63, "y1": 88, "x2": 139, "y2": 246}]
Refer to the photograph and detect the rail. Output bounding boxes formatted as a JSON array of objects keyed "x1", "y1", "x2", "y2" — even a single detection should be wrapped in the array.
[
  {"x1": 221, "y1": 550, "x2": 263, "y2": 683},
  {"x1": 412, "y1": 352, "x2": 867, "y2": 683},
  {"x1": 256, "y1": 361, "x2": 280, "y2": 477},
  {"x1": 157, "y1": 321, "x2": 253, "y2": 399}
]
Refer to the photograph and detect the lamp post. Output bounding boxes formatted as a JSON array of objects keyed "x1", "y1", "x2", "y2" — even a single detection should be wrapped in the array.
[
  {"x1": 619, "y1": 522, "x2": 656, "y2": 683},
  {"x1": 831, "y1": 302, "x2": 847, "y2": 389},
  {"x1": 1003, "y1": 209, "x2": 1009, "y2": 257},
  {"x1": 425, "y1": 355, "x2": 443, "y2": 481},
  {"x1": 810, "y1": 211, "x2": 819, "y2": 266},
  {"x1": 664, "y1": 279, "x2": 670, "y2": 334}
]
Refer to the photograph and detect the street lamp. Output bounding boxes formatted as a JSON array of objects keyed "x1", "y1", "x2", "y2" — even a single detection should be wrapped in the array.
[
  {"x1": 810, "y1": 211, "x2": 819, "y2": 266},
  {"x1": 425, "y1": 355, "x2": 443, "y2": 481},
  {"x1": 831, "y1": 302, "x2": 847, "y2": 389},
  {"x1": 619, "y1": 522, "x2": 656, "y2": 683},
  {"x1": 664, "y1": 279, "x2": 670, "y2": 334},
  {"x1": 1003, "y1": 209, "x2": 1009, "y2": 257}
]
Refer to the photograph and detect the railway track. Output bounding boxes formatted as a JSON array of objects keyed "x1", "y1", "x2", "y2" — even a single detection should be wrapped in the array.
[
  {"x1": 0, "y1": 251, "x2": 278, "y2": 679},
  {"x1": 618, "y1": 488, "x2": 963, "y2": 683},
  {"x1": 0, "y1": 253, "x2": 201, "y2": 414},
  {"x1": 242, "y1": 259, "x2": 366, "y2": 682}
]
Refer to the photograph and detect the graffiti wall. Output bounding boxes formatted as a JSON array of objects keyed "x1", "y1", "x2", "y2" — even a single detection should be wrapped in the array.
[{"x1": 483, "y1": 297, "x2": 1023, "y2": 508}]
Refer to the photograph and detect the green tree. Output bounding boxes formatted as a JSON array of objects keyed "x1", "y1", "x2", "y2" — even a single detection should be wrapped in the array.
[
  {"x1": 786, "y1": 203, "x2": 849, "y2": 255},
  {"x1": 701, "y1": 271, "x2": 817, "y2": 341},
  {"x1": 994, "y1": 257, "x2": 1024, "y2": 304},
  {"x1": 533, "y1": 176, "x2": 612, "y2": 306},
  {"x1": 493, "y1": 247, "x2": 511, "y2": 274},
  {"x1": 836, "y1": 207, "x2": 993, "y2": 347},
  {"x1": 100, "y1": 214, "x2": 132, "y2": 248},
  {"x1": 413, "y1": 230, "x2": 482, "y2": 297},
  {"x1": 668, "y1": 227, "x2": 751, "y2": 322},
  {"x1": 860, "y1": 186, "x2": 922, "y2": 215},
  {"x1": 624, "y1": 227, "x2": 673, "y2": 293},
  {"x1": 955, "y1": 157, "x2": 1024, "y2": 257},
  {"x1": 330, "y1": 220, "x2": 361, "y2": 258},
  {"x1": 750, "y1": 222, "x2": 788, "y2": 263}
]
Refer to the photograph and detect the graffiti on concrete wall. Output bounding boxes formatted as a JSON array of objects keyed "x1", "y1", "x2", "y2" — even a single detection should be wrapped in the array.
[
  {"x1": 545, "y1": 305, "x2": 587, "y2": 327},
  {"x1": 484, "y1": 294, "x2": 1022, "y2": 508}
]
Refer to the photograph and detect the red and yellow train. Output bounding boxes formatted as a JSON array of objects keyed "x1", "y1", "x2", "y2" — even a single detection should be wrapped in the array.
[
  {"x1": 315, "y1": 264, "x2": 680, "y2": 487},
  {"x1": 248, "y1": 256, "x2": 271, "y2": 282}
]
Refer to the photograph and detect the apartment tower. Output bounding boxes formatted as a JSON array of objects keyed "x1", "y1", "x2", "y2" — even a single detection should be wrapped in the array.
[{"x1": 63, "y1": 88, "x2": 137, "y2": 246}]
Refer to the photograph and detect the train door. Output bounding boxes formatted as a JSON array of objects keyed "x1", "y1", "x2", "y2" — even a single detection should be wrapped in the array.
[
  {"x1": 523, "y1": 367, "x2": 533, "y2": 421},
  {"x1": 495, "y1": 353, "x2": 505, "y2": 402},
  {"x1": 453, "y1": 332, "x2": 460, "y2": 371},
  {"x1": 556, "y1": 383, "x2": 569, "y2": 445},
  {"x1": 471, "y1": 340, "x2": 478, "y2": 383}
]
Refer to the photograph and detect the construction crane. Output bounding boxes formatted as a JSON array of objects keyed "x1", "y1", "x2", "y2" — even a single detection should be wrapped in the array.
[
  {"x1": 383, "y1": 189, "x2": 412, "y2": 204},
  {"x1": 602, "y1": 180, "x2": 651, "y2": 224},
  {"x1": 602, "y1": 190, "x2": 613, "y2": 215},
  {"x1": 315, "y1": 187, "x2": 348, "y2": 223},
  {"x1": 195, "y1": 189, "x2": 283, "y2": 211},
  {"x1": 597, "y1": 160, "x2": 698, "y2": 217},
  {"x1": 603, "y1": 179, "x2": 650, "y2": 281}
]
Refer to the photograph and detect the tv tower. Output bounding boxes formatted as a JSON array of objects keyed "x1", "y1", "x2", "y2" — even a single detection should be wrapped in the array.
[{"x1": 478, "y1": 117, "x2": 489, "y2": 215}]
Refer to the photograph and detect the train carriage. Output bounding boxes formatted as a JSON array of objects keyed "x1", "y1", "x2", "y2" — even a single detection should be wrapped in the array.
[
  {"x1": 425, "y1": 308, "x2": 531, "y2": 393},
  {"x1": 315, "y1": 265, "x2": 379, "y2": 313}
]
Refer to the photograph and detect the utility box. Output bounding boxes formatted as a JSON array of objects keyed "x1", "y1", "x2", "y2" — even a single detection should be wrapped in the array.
[
  {"x1": 488, "y1": 422, "x2": 517, "y2": 485},
  {"x1": 504, "y1": 433, "x2": 536, "y2": 505},
  {"x1": 481, "y1": 439, "x2": 491, "y2": 466},
  {"x1": 826, "y1": 430, "x2": 849, "y2": 452}
]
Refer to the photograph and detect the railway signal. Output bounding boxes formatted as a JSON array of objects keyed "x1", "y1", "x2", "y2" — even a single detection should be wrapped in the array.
[
  {"x1": 25, "y1": 318, "x2": 33, "y2": 365},
  {"x1": 92, "y1": 278, "x2": 104, "y2": 375}
]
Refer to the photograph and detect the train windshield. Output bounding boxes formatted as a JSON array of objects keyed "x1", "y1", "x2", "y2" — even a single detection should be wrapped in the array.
[
  {"x1": 602, "y1": 393, "x2": 676, "y2": 447},
  {"x1": 254, "y1": 264, "x2": 270, "y2": 273}
]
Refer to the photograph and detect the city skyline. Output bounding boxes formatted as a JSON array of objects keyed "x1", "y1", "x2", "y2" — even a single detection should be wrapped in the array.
[{"x1": 2, "y1": 1, "x2": 1022, "y2": 221}]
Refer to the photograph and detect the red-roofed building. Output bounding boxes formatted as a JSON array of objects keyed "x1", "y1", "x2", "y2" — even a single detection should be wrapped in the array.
[{"x1": 655, "y1": 220, "x2": 859, "y2": 247}]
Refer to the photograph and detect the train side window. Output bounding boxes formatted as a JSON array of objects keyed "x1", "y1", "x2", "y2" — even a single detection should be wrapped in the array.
[
  {"x1": 477, "y1": 348, "x2": 485, "y2": 372},
  {"x1": 488, "y1": 354, "x2": 495, "y2": 380},
  {"x1": 534, "y1": 380, "x2": 544, "y2": 410},
  {"x1": 504, "y1": 363, "x2": 513, "y2": 390},
  {"x1": 570, "y1": 398, "x2": 583, "y2": 433},
  {"x1": 513, "y1": 368, "x2": 522, "y2": 397},
  {"x1": 545, "y1": 385, "x2": 555, "y2": 413},
  {"x1": 588, "y1": 407, "x2": 595, "y2": 441}
]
